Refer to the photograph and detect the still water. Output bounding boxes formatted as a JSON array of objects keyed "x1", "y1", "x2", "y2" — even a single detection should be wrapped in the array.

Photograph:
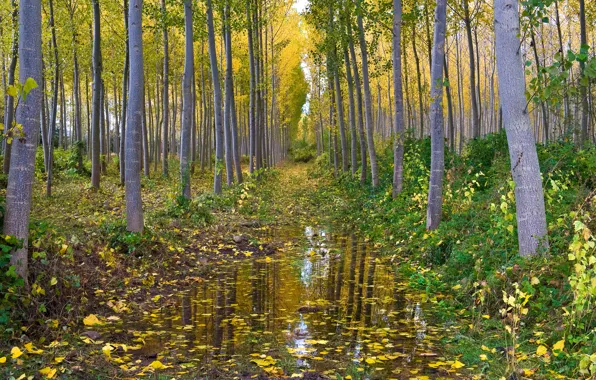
[{"x1": 106, "y1": 226, "x2": 458, "y2": 379}]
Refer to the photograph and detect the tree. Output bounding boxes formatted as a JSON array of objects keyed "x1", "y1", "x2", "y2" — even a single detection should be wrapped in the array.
[
  {"x1": 120, "y1": 0, "x2": 130, "y2": 186},
  {"x1": 392, "y1": 0, "x2": 404, "y2": 197},
  {"x1": 207, "y1": 0, "x2": 224, "y2": 193},
  {"x1": 494, "y1": 0, "x2": 548, "y2": 256},
  {"x1": 462, "y1": 0, "x2": 480, "y2": 139},
  {"x1": 161, "y1": 0, "x2": 169, "y2": 177},
  {"x1": 426, "y1": 0, "x2": 447, "y2": 230},
  {"x1": 125, "y1": 0, "x2": 145, "y2": 232},
  {"x1": 91, "y1": 0, "x2": 102, "y2": 189},
  {"x1": 3, "y1": 0, "x2": 43, "y2": 282},
  {"x1": 2, "y1": 0, "x2": 18, "y2": 175},
  {"x1": 180, "y1": 0, "x2": 194, "y2": 199},
  {"x1": 356, "y1": 0, "x2": 378, "y2": 187}
]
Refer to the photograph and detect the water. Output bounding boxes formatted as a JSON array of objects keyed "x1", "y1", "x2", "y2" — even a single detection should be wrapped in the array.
[{"x1": 102, "y1": 226, "x2": 457, "y2": 379}]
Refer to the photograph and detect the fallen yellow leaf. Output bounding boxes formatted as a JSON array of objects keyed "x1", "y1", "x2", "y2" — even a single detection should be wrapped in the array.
[
  {"x1": 536, "y1": 345, "x2": 548, "y2": 356},
  {"x1": 39, "y1": 367, "x2": 57, "y2": 378},
  {"x1": 11, "y1": 347, "x2": 23, "y2": 359},
  {"x1": 83, "y1": 314, "x2": 103, "y2": 326},
  {"x1": 552, "y1": 339, "x2": 565, "y2": 356},
  {"x1": 451, "y1": 360, "x2": 465, "y2": 369}
]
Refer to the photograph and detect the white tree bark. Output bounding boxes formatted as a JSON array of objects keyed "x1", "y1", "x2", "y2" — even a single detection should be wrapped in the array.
[
  {"x1": 494, "y1": 0, "x2": 548, "y2": 255},
  {"x1": 4, "y1": 0, "x2": 43, "y2": 281},
  {"x1": 180, "y1": 0, "x2": 193, "y2": 199},
  {"x1": 125, "y1": 0, "x2": 145, "y2": 232},
  {"x1": 425, "y1": 0, "x2": 447, "y2": 230}
]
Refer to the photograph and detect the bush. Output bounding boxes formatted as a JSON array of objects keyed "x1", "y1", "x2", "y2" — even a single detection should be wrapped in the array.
[
  {"x1": 289, "y1": 141, "x2": 316, "y2": 163},
  {"x1": 100, "y1": 220, "x2": 158, "y2": 256},
  {"x1": 165, "y1": 195, "x2": 214, "y2": 227},
  {"x1": 0, "y1": 235, "x2": 24, "y2": 325}
]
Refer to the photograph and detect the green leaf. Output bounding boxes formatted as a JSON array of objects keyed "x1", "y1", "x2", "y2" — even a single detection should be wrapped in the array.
[
  {"x1": 6, "y1": 85, "x2": 17, "y2": 97},
  {"x1": 23, "y1": 77, "x2": 38, "y2": 94}
]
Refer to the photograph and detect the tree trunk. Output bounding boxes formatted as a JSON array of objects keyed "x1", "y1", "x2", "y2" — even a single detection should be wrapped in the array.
[
  {"x1": 161, "y1": 0, "x2": 169, "y2": 176},
  {"x1": 426, "y1": 0, "x2": 446, "y2": 230},
  {"x1": 180, "y1": 0, "x2": 194, "y2": 199},
  {"x1": 348, "y1": 31, "x2": 367, "y2": 184},
  {"x1": 579, "y1": 0, "x2": 589, "y2": 146},
  {"x1": 344, "y1": 47, "x2": 358, "y2": 175},
  {"x1": 356, "y1": 6, "x2": 378, "y2": 188},
  {"x1": 120, "y1": 0, "x2": 129, "y2": 185},
  {"x1": 125, "y1": 0, "x2": 145, "y2": 232},
  {"x1": 207, "y1": 0, "x2": 224, "y2": 193},
  {"x1": 91, "y1": 0, "x2": 102, "y2": 189},
  {"x1": 4, "y1": 0, "x2": 43, "y2": 282},
  {"x1": 494, "y1": 0, "x2": 548, "y2": 256},
  {"x1": 463, "y1": 0, "x2": 480, "y2": 138},
  {"x1": 392, "y1": 0, "x2": 405, "y2": 197},
  {"x1": 225, "y1": 4, "x2": 243, "y2": 183},
  {"x1": 2, "y1": 0, "x2": 18, "y2": 175}
]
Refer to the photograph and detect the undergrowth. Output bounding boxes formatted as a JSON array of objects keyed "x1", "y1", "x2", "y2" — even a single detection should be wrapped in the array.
[{"x1": 310, "y1": 131, "x2": 596, "y2": 379}]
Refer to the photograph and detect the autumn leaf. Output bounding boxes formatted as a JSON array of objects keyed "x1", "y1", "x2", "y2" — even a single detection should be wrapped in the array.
[
  {"x1": 83, "y1": 314, "x2": 104, "y2": 326},
  {"x1": 24, "y1": 342, "x2": 43, "y2": 354},
  {"x1": 552, "y1": 339, "x2": 565, "y2": 356},
  {"x1": 11, "y1": 347, "x2": 23, "y2": 359},
  {"x1": 39, "y1": 367, "x2": 57, "y2": 378},
  {"x1": 536, "y1": 345, "x2": 548, "y2": 356},
  {"x1": 451, "y1": 360, "x2": 465, "y2": 369},
  {"x1": 149, "y1": 360, "x2": 171, "y2": 369}
]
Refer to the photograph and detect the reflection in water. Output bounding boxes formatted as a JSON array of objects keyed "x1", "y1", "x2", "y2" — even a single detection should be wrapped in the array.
[{"x1": 110, "y1": 227, "x2": 453, "y2": 378}]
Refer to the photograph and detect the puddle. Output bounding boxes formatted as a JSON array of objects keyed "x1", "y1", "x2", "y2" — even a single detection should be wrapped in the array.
[{"x1": 103, "y1": 226, "x2": 457, "y2": 378}]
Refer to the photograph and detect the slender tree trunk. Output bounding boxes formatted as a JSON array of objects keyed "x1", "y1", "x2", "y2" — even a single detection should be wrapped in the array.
[
  {"x1": 2, "y1": 0, "x2": 18, "y2": 175},
  {"x1": 161, "y1": 0, "x2": 169, "y2": 176},
  {"x1": 247, "y1": 0, "x2": 256, "y2": 174},
  {"x1": 356, "y1": 5, "x2": 378, "y2": 187},
  {"x1": 91, "y1": 0, "x2": 102, "y2": 189},
  {"x1": 463, "y1": 0, "x2": 480, "y2": 138},
  {"x1": 225, "y1": 4, "x2": 243, "y2": 183},
  {"x1": 392, "y1": 0, "x2": 405, "y2": 197},
  {"x1": 222, "y1": 10, "x2": 234, "y2": 185},
  {"x1": 125, "y1": 0, "x2": 145, "y2": 232},
  {"x1": 334, "y1": 61, "x2": 349, "y2": 172},
  {"x1": 180, "y1": 0, "x2": 194, "y2": 198},
  {"x1": 426, "y1": 0, "x2": 447, "y2": 230},
  {"x1": 46, "y1": 0, "x2": 60, "y2": 196},
  {"x1": 412, "y1": 26, "x2": 424, "y2": 138},
  {"x1": 579, "y1": 0, "x2": 589, "y2": 146},
  {"x1": 207, "y1": 0, "x2": 224, "y2": 193},
  {"x1": 4, "y1": 0, "x2": 43, "y2": 282},
  {"x1": 444, "y1": 56, "x2": 455, "y2": 150},
  {"x1": 348, "y1": 33, "x2": 367, "y2": 184},
  {"x1": 120, "y1": 0, "x2": 129, "y2": 185},
  {"x1": 494, "y1": 0, "x2": 548, "y2": 256},
  {"x1": 344, "y1": 47, "x2": 358, "y2": 175}
]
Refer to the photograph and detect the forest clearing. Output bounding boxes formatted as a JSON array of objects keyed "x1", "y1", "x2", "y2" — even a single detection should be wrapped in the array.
[{"x1": 1, "y1": 0, "x2": 596, "y2": 378}]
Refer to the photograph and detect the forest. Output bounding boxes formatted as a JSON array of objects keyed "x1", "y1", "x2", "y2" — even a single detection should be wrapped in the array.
[{"x1": 0, "y1": 0, "x2": 596, "y2": 378}]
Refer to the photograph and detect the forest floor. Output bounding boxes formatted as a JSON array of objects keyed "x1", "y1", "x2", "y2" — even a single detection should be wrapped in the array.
[
  {"x1": 2, "y1": 161, "x2": 469, "y2": 379},
  {"x1": 2, "y1": 136, "x2": 596, "y2": 380}
]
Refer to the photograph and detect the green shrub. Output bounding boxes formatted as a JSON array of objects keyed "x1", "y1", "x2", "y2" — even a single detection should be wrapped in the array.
[{"x1": 0, "y1": 235, "x2": 24, "y2": 325}]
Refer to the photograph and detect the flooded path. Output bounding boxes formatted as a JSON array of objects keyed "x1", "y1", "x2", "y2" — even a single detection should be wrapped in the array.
[{"x1": 101, "y1": 225, "x2": 462, "y2": 379}]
